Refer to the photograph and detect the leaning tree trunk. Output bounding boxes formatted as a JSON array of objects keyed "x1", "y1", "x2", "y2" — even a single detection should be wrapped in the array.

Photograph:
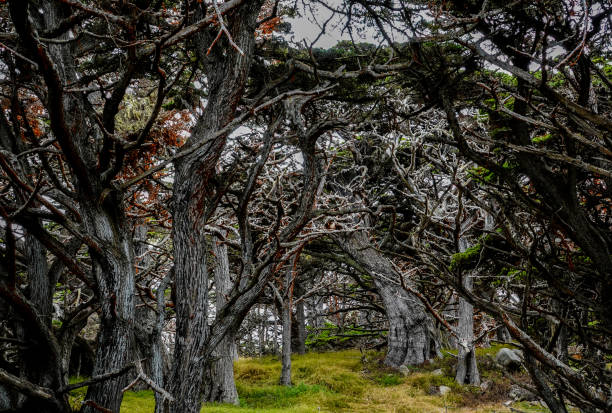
[
  {"x1": 333, "y1": 231, "x2": 438, "y2": 367},
  {"x1": 203, "y1": 234, "x2": 239, "y2": 404},
  {"x1": 376, "y1": 278, "x2": 434, "y2": 367}
]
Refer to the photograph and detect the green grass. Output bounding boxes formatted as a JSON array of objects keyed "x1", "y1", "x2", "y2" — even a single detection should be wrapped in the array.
[{"x1": 70, "y1": 347, "x2": 542, "y2": 412}]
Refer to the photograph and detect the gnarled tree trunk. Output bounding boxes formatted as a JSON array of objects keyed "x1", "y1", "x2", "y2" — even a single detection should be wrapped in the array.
[
  {"x1": 333, "y1": 231, "x2": 438, "y2": 367},
  {"x1": 81, "y1": 201, "x2": 136, "y2": 413}
]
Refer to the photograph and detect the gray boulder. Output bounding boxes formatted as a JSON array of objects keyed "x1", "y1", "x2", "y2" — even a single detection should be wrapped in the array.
[
  {"x1": 431, "y1": 368, "x2": 444, "y2": 376},
  {"x1": 439, "y1": 385, "x2": 452, "y2": 395},
  {"x1": 495, "y1": 348, "x2": 522, "y2": 370}
]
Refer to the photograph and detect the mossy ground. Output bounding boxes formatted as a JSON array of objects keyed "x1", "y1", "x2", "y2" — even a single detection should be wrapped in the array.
[{"x1": 70, "y1": 346, "x2": 549, "y2": 412}]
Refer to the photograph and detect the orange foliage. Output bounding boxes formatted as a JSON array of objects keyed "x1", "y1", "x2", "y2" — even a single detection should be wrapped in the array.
[
  {"x1": 120, "y1": 109, "x2": 191, "y2": 226},
  {"x1": 258, "y1": 16, "x2": 281, "y2": 35}
]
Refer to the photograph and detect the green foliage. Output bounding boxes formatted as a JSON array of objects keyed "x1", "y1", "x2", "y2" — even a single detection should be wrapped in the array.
[
  {"x1": 532, "y1": 133, "x2": 553, "y2": 144},
  {"x1": 236, "y1": 383, "x2": 325, "y2": 408},
  {"x1": 468, "y1": 166, "x2": 496, "y2": 183},
  {"x1": 449, "y1": 244, "x2": 482, "y2": 271},
  {"x1": 376, "y1": 373, "x2": 402, "y2": 387},
  {"x1": 305, "y1": 323, "x2": 379, "y2": 349}
]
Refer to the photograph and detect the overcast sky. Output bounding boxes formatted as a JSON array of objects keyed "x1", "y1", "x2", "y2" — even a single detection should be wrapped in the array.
[{"x1": 286, "y1": 1, "x2": 385, "y2": 48}]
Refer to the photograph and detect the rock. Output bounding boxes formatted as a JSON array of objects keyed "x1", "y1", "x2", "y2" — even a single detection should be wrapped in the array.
[
  {"x1": 480, "y1": 380, "x2": 493, "y2": 392},
  {"x1": 509, "y1": 384, "x2": 538, "y2": 401},
  {"x1": 427, "y1": 385, "x2": 439, "y2": 395},
  {"x1": 439, "y1": 385, "x2": 452, "y2": 395},
  {"x1": 495, "y1": 348, "x2": 522, "y2": 370},
  {"x1": 398, "y1": 365, "x2": 410, "y2": 377},
  {"x1": 431, "y1": 368, "x2": 444, "y2": 376}
]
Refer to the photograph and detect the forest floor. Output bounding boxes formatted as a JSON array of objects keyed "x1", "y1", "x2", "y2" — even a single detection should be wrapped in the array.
[{"x1": 70, "y1": 345, "x2": 551, "y2": 412}]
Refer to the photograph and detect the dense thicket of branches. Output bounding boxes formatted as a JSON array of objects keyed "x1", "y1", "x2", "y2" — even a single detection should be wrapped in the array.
[{"x1": 0, "y1": 0, "x2": 610, "y2": 412}]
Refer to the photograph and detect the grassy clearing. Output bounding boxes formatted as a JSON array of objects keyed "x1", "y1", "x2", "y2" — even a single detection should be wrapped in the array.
[{"x1": 71, "y1": 347, "x2": 548, "y2": 412}]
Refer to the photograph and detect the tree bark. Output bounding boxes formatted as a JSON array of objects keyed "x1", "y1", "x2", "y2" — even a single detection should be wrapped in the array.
[
  {"x1": 454, "y1": 272, "x2": 480, "y2": 385},
  {"x1": 168, "y1": 5, "x2": 263, "y2": 411},
  {"x1": 203, "y1": 235, "x2": 239, "y2": 405},
  {"x1": 280, "y1": 299, "x2": 292, "y2": 386},
  {"x1": 454, "y1": 224, "x2": 480, "y2": 386},
  {"x1": 81, "y1": 202, "x2": 136, "y2": 413},
  {"x1": 333, "y1": 231, "x2": 438, "y2": 367},
  {"x1": 276, "y1": 265, "x2": 295, "y2": 386},
  {"x1": 293, "y1": 286, "x2": 307, "y2": 355},
  {"x1": 8, "y1": 2, "x2": 138, "y2": 411}
]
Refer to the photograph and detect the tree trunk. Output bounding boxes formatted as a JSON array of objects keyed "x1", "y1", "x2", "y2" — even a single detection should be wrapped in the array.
[
  {"x1": 293, "y1": 290, "x2": 307, "y2": 355},
  {"x1": 455, "y1": 273, "x2": 480, "y2": 385},
  {"x1": 496, "y1": 325, "x2": 511, "y2": 342},
  {"x1": 153, "y1": 275, "x2": 171, "y2": 413},
  {"x1": 168, "y1": 4, "x2": 262, "y2": 412},
  {"x1": 333, "y1": 231, "x2": 437, "y2": 367},
  {"x1": 168, "y1": 199, "x2": 210, "y2": 413},
  {"x1": 203, "y1": 235, "x2": 239, "y2": 405},
  {"x1": 280, "y1": 297, "x2": 292, "y2": 386},
  {"x1": 454, "y1": 232, "x2": 480, "y2": 386},
  {"x1": 131, "y1": 224, "x2": 157, "y2": 392},
  {"x1": 82, "y1": 203, "x2": 136, "y2": 413},
  {"x1": 377, "y1": 278, "x2": 434, "y2": 367},
  {"x1": 8, "y1": 3, "x2": 137, "y2": 411}
]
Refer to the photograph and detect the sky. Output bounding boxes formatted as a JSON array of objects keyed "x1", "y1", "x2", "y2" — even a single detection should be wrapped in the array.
[{"x1": 286, "y1": 1, "x2": 387, "y2": 49}]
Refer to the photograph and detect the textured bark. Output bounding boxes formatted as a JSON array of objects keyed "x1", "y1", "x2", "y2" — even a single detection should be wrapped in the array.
[
  {"x1": 454, "y1": 231, "x2": 480, "y2": 385},
  {"x1": 333, "y1": 231, "x2": 437, "y2": 367},
  {"x1": 203, "y1": 236, "x2": 239, "y2": 405},
  {"x1": 19, "y1": 236, "x2": 62, "y2": 412},
  {"x1": 8, "y1": 2, "x2": 137, "y2": 411},
  {"x1": 168, "y1": 4, "x2": 263, "y2": 411},
  {"x1": 377, "y1": 279, "x2": 434, "y2": 367},
  {"x1": 168, "y1": 203, "x2": 209, "y2": 413},
  {"x1": 130, "y1": 224, "x2": 157, "y2": 392},
  {"x1": 81, "y1": 202, "x2": 136, "y2": 413},
  {"x1": 277, "y1": 266, "x2": 294, "y2": 386},
  {"x1": 153, "y1": 275, "x2": 171, "y2": 413},
  {"x1": 454, "y1": 273, "x2": 480, "y2": 385}
]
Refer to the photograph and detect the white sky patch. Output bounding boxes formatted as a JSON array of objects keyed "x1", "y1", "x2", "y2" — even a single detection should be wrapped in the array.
[{"x1": 287, "y1": 0, "x2": 387, "y2": 48}]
